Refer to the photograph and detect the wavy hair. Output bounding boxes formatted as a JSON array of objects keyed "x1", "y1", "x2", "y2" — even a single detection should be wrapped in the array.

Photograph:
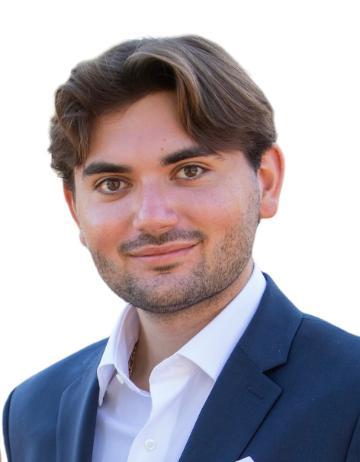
[{"x1": 49, "y1": 35, "x2": 276, "y2": 188}]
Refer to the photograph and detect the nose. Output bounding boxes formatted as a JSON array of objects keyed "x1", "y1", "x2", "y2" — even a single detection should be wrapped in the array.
[{"x1": 132, "y1": 182, "x2": 178, "y2": 235}]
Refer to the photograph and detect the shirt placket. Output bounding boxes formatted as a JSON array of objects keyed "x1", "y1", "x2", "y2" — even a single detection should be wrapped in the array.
[{"x1": 127, "y1": 357, "x2": 194, "y2": 462}]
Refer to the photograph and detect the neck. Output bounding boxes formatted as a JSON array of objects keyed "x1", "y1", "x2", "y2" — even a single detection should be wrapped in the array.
[{"x1": 130, "y1": 259, "x2": 254, "y2": 390}]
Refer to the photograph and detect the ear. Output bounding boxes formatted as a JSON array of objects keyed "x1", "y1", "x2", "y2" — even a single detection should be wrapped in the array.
[
  {"x1": 257, "y1": 145, "x2": 285, "y2": 219},
  {"x1": 63, "y1": 184, "x2": 87, "y2": 247}
]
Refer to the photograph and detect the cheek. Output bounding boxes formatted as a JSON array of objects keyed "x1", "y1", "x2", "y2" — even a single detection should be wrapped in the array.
[
  {"x1": 184, "y1": 187, "x2": 244, "y2": 230},
  {"x1": 77, "y1": 202, "x2": 129, "y2": 250}
]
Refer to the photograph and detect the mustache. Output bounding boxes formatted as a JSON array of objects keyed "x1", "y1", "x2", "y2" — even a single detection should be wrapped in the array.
[{"x1": 119, "y1": 229, "x2": 205, "y2": 253}]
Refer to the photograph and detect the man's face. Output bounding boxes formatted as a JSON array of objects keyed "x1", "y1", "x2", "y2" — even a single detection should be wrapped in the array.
[{"x1": 67, "y1": 91, "x2": 280, "y2": 313}]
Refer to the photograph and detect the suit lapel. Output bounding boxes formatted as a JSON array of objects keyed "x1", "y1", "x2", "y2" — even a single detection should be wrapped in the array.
[
  {"x1": 56, "y1": 345, "x2": 104, "y2": 462},
  {"x1": 178, "y1": 345, "x2": 282, "y2": 462},
  {"x1": 179, "y1": 275, "x2": 303, "y2": 462}
]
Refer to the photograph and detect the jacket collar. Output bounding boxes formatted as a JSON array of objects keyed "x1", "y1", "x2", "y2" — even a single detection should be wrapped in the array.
[{"x1": 179, "y1": 274, "x2": 303, "y2": 462}]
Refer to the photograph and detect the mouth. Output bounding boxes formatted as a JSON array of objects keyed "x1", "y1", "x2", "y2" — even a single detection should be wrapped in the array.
[{"x1": 127, "y1": 242, "x2": 199, "y2": 264}]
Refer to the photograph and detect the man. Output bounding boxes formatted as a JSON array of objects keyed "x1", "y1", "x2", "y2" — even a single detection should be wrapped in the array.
[{"x1": 3, "y1": 35, "x2": 360, "y2": 462}]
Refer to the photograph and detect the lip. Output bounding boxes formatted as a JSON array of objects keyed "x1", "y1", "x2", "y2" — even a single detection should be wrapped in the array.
[{"x1": 127, "y1": 242, "x2": 198, "y2": 263}]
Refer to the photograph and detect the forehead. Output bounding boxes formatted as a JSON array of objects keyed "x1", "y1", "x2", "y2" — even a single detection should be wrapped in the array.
[{"x1": 87, "y1": 91, "x2": 195, "y2": 166}]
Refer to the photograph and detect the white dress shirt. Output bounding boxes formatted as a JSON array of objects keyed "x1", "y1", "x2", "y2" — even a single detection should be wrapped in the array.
[{"x1": 92, "y1": 266, "x2": 266, "y2": 462}]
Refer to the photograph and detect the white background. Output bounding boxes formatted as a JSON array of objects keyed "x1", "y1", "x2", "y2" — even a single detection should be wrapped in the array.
[{"x1": 1, "y1": 0, "x2": 359, "y2": 458}]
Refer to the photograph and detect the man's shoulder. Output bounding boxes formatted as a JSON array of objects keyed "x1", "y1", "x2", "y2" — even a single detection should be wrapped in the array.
[
  {"x1": 3, "y1": 339, "x2": 108, "y2": 459},
  {"x1": 263, "y1": 274, "x2": 360, "y2": 365},
  {"x1": 9, "y1": 338, "x2": 107, "y2": 407},
  {"x1": 296, "y1": 312, "x2": 360, "y2": 368}
]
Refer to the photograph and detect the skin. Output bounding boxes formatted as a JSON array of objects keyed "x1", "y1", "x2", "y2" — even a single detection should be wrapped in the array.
[{"x1": 65, "y1": 91, "x2": 284, "y2": 390}]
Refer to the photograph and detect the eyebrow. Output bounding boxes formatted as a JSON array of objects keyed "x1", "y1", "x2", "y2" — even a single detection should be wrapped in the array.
[
  {"x1": 83, "y1": 162, "x2": 132, "y2": 177},
  {"x1": 82, "y1": 146, "x2": 218, "y2": 177},
  {"x1": 160, "y1": 146, "x2": 218, "y2": 166}
]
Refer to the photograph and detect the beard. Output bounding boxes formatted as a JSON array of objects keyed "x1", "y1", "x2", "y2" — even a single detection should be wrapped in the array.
[{"x1": 90, "y1": 192, "x2": 260, "y2": 314}]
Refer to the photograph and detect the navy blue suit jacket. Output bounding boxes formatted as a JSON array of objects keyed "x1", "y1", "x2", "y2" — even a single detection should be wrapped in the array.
[{"x1": 3, "y1": 276, "x2": 360, "y2": 461}]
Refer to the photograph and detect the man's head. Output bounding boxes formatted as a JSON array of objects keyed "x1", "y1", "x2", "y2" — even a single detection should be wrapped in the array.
[
  {"x1": 49, "y1": 35, "x2": 277, "y2": 189},
  {"x1": 49, "y1": 36, "x2": 284, "y2": 314}
]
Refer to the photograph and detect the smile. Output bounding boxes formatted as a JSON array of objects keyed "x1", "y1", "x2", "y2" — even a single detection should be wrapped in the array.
[{"x1": 127, "y1": 242, "x2": 198, "y2": 263}]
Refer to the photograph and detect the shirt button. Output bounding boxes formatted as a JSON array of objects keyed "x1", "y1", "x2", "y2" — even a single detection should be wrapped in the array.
[{"x1": 144, "y1": 438, "x2": 157, "y2": 451}]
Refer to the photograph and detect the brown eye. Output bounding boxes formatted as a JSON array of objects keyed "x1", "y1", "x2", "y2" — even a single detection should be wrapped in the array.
[
  {"x1": 176, "y1": 165, "x2": 205, "y2": 179},
  {"x1": 105, "y1": 179, "x2": 121, "y2": 191},
  {"x1": 96, "y1": 178, "x2": 127, "y2": 194}
]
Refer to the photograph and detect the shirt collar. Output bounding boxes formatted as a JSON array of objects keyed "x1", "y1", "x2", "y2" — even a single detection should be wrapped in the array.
[
  {"x1": 177, "y1": 265, "x2": 266, "y2": 380},
  {"x1": 97, "y1": 265, "x2": 266, "y2": 405},
  {"x1": 97, "y1": 306, "x2": 140, "y2": 405}
]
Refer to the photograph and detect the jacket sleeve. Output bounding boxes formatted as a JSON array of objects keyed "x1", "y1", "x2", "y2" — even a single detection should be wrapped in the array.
[
  {"x1": 2, "y1": 390, "x2": 14, "y2": 462},
  {"x1": 346, "y1": 414, "x2": 360, "y2": 461}
]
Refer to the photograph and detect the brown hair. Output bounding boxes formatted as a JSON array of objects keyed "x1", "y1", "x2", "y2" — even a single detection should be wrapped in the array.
[{"x1": 49, "y1": 35, "x2": 276, "y2": 188}]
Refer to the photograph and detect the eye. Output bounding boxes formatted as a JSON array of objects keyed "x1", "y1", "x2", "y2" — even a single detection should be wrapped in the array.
[
  {"x1": 175, "y1": 165, "x2": 206, "y2": 180},
  {"x1": 95, "y1": 177, "x2": 129, "y2": 194}
]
